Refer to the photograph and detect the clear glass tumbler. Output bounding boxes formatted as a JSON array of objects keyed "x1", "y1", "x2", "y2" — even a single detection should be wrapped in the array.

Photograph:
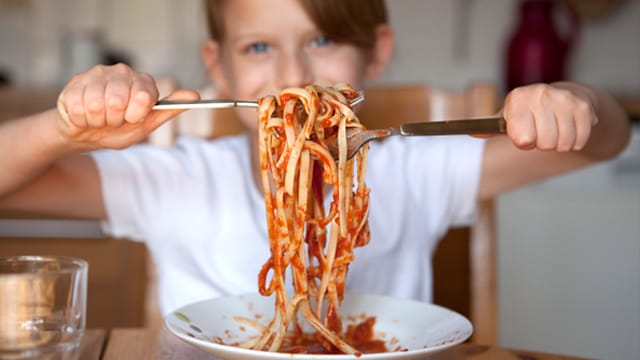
[{"x1": 0, "y1": 256, "x2": 88, "y2": 360}]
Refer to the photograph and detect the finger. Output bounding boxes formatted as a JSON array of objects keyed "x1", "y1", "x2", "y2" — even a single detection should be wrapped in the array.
[
  {"x1": 104, "y1": 76, "x2": 131, "y2": 128},
  {"x1": 83, "y1": 79, "x2": 107, "y2": 128},
  {"x1": 143, "y1": 89, "x2": 201, "y2": 133},
  {"x1": 124, "y1": 73, "x2": 159, "y2": 123},
  {"x1": 533, "y1": 107, "x2": 558, "y2": 151},
  {"x1": 503, "y1": 106, "x2": 537, "y2": 150},
  {"x1": 555, "y1": 107, "x2": 576, "y2": 152},
  {"x1": 56, "y1": 92, "x2": 71, "y2": 123},
  {"x1": 573, "y1": 100, "x2": 596, "y2": 151},
  {"x1": 61, "y1": 79, "x2": 88, "y2": 128}
]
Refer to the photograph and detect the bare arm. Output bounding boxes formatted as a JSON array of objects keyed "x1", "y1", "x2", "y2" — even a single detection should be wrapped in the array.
[
  {"x1": 478, "y1": 82, "x2": 631, "y2": 200},
  {"x1": 0, "y1": 110, "x2": 106, "y2": 218},
  {"x1": 0, "y1": 64, "x2": 199, "y2": 219}
]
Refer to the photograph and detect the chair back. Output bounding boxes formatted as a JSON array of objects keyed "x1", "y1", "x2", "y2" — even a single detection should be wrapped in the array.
[{"x1": 358, "y1": 83, "x2": 498, "y2": 345}]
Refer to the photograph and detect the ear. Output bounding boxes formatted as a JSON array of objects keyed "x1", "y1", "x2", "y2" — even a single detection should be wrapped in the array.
[
  {"x1": 201, "y1": 39, "x2": 231, "y2": 96},
  {"x1": 364, "y1": 24, "x2": 394, "y2": 82}
]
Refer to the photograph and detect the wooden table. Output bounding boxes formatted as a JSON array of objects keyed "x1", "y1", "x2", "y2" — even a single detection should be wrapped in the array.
[{"x1": 82, "y1": 328, "x2": 586, "y2": 359}]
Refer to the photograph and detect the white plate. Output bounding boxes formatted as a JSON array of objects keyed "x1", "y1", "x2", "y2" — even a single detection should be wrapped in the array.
[{"x1": 164, "y1": 293, "x2": 472, "y2": 360}]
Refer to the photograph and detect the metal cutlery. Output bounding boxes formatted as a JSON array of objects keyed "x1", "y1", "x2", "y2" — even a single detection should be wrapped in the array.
[{"x1": 329, "y1": 116, "x2": 506, "y2": 160}]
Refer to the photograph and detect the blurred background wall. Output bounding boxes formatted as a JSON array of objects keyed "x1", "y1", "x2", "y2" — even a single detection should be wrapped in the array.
[
  {"x1": 1, "y1": 1, "x2": 639, "y2": 359},
  {"x1": 1, "y1": 0, "x2": 639, "y2": 94}
]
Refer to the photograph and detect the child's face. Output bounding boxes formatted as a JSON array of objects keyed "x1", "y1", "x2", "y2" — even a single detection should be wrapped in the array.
[{"x1": 204, "y1": 0, "x2": 379, "y2": 132}]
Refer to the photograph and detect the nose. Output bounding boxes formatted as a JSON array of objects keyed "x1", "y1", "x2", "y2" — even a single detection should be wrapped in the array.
[{"x1": 276, "y1": 49, "x2": 312, "y2": 89}]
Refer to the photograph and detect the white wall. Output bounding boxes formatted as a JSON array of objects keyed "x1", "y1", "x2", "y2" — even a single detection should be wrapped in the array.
[
  {"x1": 0, "y1": 0, "x2": 209, "y2": 87},
  {"x1": 497, "y1": 146, "x2": 640, "y2": 359},
  {"x1": 382, "y1": 0, "x2": 640, "y2": 94},
  {"x1": 1, "y1": 1, "x2": 639, "y2": 359},
  {"x1": 1, "y1": 0, "x2": 639, "y2": 93}
]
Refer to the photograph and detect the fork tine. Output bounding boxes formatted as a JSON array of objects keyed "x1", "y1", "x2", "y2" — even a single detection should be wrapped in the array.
[
  {"x1": 350, "y1": 90, "x2": 365, "y2": 107},
  {"x1": 327, "y1": 127, "x2": 393, "y2": 161}
]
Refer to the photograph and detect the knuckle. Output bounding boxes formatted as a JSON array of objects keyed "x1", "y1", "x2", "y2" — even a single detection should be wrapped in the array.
[
  {"x1": 574, "y1": 99, "x2": 592, "y2": 116},
  {"x1": 537, "y1": 85, "x2": 555, "y2": 103},
  {"x1": 138, "y1": 72, "x2": 155, "y2": 83},
  {"x1": 134, "y1": 91, "x2": 154, "y2": 106},
  {"x1": 137, "y1": 73, "x2": 159, "y2": 95},
  {"x1": 112, "y1": 63, "x2": 131, "y2": 72},
  {"x1": 540, "y1": 85, "x2": 573, "y2": 106},
  {"x1": 90, "y1": 64, "x2": 108, "y2": 75},
  {"x1": 531, "y1": 83, "x2": 548, "y2": 95},
  {"x1": 507, "y1": 85, "x2": 531, "y2": 103},
  {"x1": 86, "y1": 100, "x2": 104, "y2": 114},
  {"x1": 107, "y1": 98, "x2": 126, "y2": 112},
  {"x1": 68, "y1": 73, "x2": 84, "y2": 85},
  {"x1": 556, "y1": 88, "x2": 573, "y2": 101}
]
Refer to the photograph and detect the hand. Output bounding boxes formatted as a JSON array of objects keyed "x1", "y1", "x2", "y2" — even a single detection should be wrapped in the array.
[
  {"x1": 56, "y1": 63, "x2": 199, "y2": 151},
  {"x1": 502, "y1": 83, "x2": 599, "y2": 152}
]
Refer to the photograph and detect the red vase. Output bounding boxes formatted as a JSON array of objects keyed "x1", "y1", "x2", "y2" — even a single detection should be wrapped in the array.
[{"x1": 505, "y1": 0, "x2": 579, "y2": 91}]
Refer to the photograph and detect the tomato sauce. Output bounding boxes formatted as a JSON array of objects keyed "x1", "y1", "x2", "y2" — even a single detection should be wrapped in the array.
[{"x1": 278, "y1": 317, "x2": 387, "y2": 355}]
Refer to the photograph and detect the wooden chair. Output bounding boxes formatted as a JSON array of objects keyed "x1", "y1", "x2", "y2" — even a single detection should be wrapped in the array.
[
  {"x1": 148, "y1": 82, "x2": 500, "y2": 344},
  {"x1": 361, "y1": 84, "x2": 499, "y2": 345}
]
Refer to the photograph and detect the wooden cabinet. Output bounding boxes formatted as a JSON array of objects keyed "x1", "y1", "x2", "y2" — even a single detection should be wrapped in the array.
[{"x1": 0, "y1": 86, "x2": 60, "y2": 122}]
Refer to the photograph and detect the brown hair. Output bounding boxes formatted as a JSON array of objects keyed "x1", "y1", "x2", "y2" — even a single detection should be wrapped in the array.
[{"x1": 204, "y1": 0, "x2": 388, "y2": 50}]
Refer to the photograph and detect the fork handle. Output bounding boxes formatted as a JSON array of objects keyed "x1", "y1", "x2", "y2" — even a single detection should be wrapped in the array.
[
  {"x1": 153, "y1": 90, "x2": 364, "y2": 111},
  {"x1": 399, "y1": 117, "x2": 506, "y2": 136},
  {"x1": 152, "y1": 99, "x2": 258, "y2": 110}
]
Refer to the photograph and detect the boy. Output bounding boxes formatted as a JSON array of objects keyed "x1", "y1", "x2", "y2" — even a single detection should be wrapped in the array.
[{"x1": 0, "y1": 0, "x2": 631, "y2": 314}]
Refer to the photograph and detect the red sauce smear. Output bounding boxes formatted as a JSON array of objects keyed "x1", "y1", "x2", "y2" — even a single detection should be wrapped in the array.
[{"x1": 278, "y1": 317, "x2": 387, "y2": 355}]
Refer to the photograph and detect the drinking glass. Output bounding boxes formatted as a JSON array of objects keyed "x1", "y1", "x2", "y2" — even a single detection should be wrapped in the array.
[{"x1": 0, "y1": 256, "x2": 88, "y2": 360}]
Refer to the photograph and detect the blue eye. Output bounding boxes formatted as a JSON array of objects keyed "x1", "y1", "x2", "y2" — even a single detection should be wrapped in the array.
[
  {"x1": 310, "y1": 35, "x2": 332, "y2": 48},
  {"x1": 248, "y1": 42, "x2": 271, "y2": 54}
]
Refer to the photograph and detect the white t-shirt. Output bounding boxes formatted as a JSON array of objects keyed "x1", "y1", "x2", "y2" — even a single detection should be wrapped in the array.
[{"x1": 91, "y1": 133, "x2": 485, "y2": 314}]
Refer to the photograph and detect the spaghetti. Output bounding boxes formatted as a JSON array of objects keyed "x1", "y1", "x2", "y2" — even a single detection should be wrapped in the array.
[{"x1": 244, "y1": 84, "x2": 372, "y2": 354}]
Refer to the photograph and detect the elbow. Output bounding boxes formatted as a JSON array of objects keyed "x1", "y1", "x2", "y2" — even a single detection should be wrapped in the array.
[
  {"x1": 611, "y1": 121, "x2": 633, "y2": 160},
  {"x1": 586, "y1": 112, "x2": 633, "y2": 163}
]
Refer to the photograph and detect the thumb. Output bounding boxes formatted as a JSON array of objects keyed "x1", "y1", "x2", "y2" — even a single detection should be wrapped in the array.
[{"x1": 143, "y1": 89, "x2": 201, "y2": 133}]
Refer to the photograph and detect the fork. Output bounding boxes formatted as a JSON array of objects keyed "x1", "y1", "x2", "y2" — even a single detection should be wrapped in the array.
[
  {"x1": 328, "y1": 116, "x2": 506, "y2": 160},
  {"x1": 151, "y1": 90, "x2": 365, "y2": 110}
]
